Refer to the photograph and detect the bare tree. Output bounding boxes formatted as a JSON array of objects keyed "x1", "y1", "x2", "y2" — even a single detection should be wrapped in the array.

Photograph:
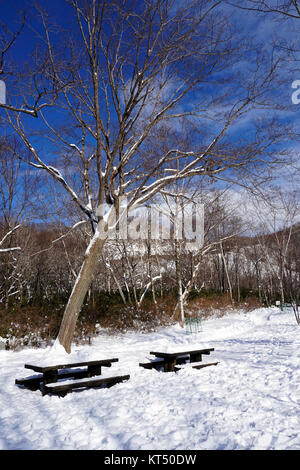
[
  {"x1": 0, "y1": 137, "x2": 37, "y2": 307},
  {"x1": 171, "y1": 190, "x2": 244, "y2": 319},
  {"x1": 0, "y1": 0, "x2": 289, "y2": 351},
  {"x1": 242, "y1": 187, "x2": 300, "y2": 304}
]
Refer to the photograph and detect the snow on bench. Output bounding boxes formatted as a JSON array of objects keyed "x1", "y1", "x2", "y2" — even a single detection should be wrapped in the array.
[
  {"x1": 174, "y1": 361, "x2": 219, "y2": 372},
  {"x1": 41, "y1": 374, "x2": 130, "y2": 396}
]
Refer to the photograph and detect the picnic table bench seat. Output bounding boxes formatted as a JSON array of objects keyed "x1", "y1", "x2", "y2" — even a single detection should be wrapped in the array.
[
  {"x1": 41, "y1": 374, "x2": 130, "y2": 397},
  {"x1": 139, "y1": 355, "x2": 189, "y2": 370},
  {"x1": 15, "y1": 370, "x2": 82, "y2": 390}
]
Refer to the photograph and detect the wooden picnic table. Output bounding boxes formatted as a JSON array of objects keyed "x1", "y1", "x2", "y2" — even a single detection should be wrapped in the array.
[
  {"x1": 15, "y1": 358, "x2": 129, "y2": 396},
  {"x1": 149, "y1": 348, "x2": 215, "y2": 372}
]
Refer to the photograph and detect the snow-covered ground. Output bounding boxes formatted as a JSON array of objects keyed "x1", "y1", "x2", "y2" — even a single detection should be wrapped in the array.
[{"x1": 0, "y1": 307, "x2": 299, "y2": 450}]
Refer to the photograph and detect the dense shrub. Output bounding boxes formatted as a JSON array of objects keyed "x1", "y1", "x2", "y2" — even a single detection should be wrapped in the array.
[{"x1": 0, "y1": 290, "x2": 263, "y2": 350}]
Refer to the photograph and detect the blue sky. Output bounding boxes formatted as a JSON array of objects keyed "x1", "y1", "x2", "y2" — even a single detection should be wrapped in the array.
[
  {"x1": 0, "y1": 0, "x2": 300, "y2": 223},
  {"x1": 0, "y1": 0, "x2": 73, "y2": 61},
  {"x1": 1, "y1": 1, "x2": 298, "y2": 132}
]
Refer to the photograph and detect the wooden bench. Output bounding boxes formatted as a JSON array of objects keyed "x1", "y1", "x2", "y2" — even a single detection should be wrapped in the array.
[
  {"x1": 139, "y1": 356, "x2": 189, "y2": 370},
  {"x1": 15, "y1": 358, "x2": 130, "y2": 396},
  {"x1": 41, "y1": 374, "x2": 130, "y2": 397}
]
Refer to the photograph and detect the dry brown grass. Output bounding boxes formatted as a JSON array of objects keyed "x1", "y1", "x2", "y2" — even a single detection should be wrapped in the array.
[
  {"x1": 185, "y1": 295, "x2": 262, "y2": 319},
  {"x1": 0, "y1": 293, "x2": 263, "y2": 350}
]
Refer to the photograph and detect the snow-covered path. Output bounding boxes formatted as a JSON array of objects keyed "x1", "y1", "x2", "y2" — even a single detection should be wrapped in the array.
[{"x1": 0, "y1": 307, "x2": 299, "y2": 450}]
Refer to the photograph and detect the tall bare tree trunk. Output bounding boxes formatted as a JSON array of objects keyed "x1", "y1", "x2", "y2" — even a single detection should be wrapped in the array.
[
  {"x1": 57, "y1": 231, "x2": 107, "y2": 353},
  {"x1": 147, "y1": 223, "x2": 157, "y2": 305},
  {"x1": 174, "y1": 237, "x2": 185, "y2": 326},
  {"x1": 220, "y1": 240, "x2": 233, "y2": 304}
]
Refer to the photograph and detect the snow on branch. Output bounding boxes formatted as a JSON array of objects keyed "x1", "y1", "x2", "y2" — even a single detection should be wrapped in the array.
[
  {"x1": 0, "y1": 247, "x2": 21, "y2": 253},
  {"x1": 137, "y1": 275, "x2": 161, "y2": 307},
  {"x1": 0, "y1": 225, "x2": 22, "y2": 253}
]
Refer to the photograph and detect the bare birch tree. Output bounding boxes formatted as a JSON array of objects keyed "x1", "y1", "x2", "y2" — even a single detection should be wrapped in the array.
[{"x1": 0, "y1": 0, "x2": 289, "y2": 351}]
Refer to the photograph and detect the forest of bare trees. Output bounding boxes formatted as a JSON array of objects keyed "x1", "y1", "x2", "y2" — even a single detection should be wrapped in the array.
[
  {"x1": 1, "y1": 209, "x2": 299, "y2": 311},
  {"x1": 1, "y1": 134, "x2": 299, "y2": 349}
]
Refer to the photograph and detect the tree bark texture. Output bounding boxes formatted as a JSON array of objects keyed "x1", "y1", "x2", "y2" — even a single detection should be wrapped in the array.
[{"x1": 57, "y1": 230, "x2": 107, "y2": 353}]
